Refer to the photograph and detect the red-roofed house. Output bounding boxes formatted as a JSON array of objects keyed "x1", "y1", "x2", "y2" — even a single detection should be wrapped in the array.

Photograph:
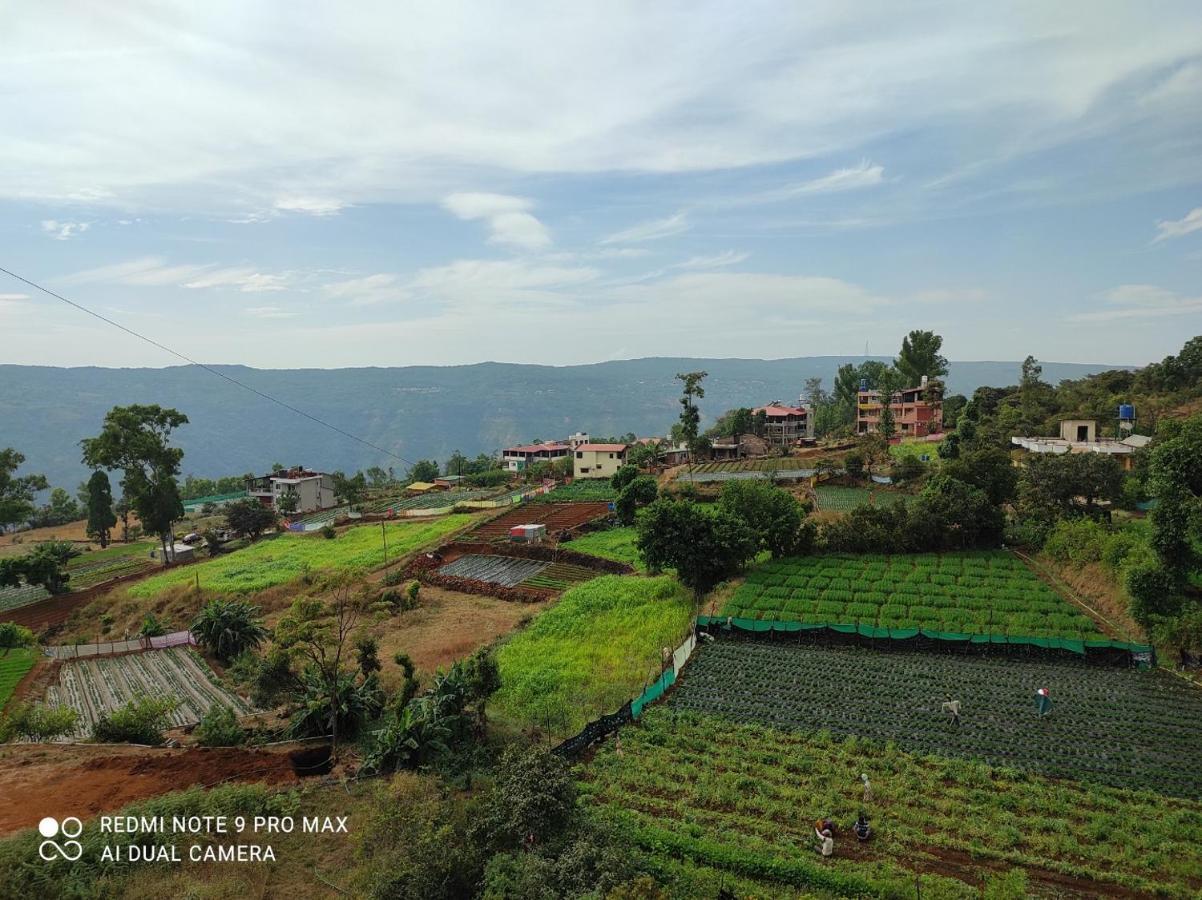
[
  {"x1": 573, "y1": 443, "x2": 628, "y2": 479},
  {"x1": 753, "y1": 403, "x2": 815, "y2": 448},
  {"x1": 502, "y1": 442, "x2": 571, "y2": 472}
]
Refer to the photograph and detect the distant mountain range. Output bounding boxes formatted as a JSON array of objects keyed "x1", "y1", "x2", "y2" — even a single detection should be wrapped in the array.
[{"x1": 1, "y1": 357, "x2": 1130, "y2": 491}]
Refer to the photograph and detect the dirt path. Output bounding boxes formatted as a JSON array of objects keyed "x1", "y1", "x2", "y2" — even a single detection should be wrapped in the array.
[{"x1": 0, "y1": 743, "x2": 304, "y2": 837}]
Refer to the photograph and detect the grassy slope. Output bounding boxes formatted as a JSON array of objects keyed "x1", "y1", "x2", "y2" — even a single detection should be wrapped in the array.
[
  {"x1": 129, "y1": 516, "x2": 474, "y2": 596},
  {"x1": 583, "y1": 708, "x2": 1202, "y2": 898},
  {"x1": 0, "y1": 649, "x2": 36, "y2": 710},
  {"x1": 494, "y1": 574, "x2": 693, "y2": 737},
  {"x1": 567, "y1": 527, "x2": 645, "y2": 571}
]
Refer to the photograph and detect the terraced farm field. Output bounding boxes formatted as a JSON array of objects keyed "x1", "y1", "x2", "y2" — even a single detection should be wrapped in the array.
[
  {"x1": 366, "y1": 487, "x2": 519, "y2": 514},
  {"x1": 582, "y1": 708, "x2": 1202, "y2": 898},
  {"x1": 566, "y1": 527, "x2": 644, "y2": 571},
  {"x1": 686, "y1": 458, "x2": 811, "y2": 473},
  {"x1": 130, "y1": 515, "x2": 472, "y2": 596},
  {"x1": 437, "y1": 554, "x2": 600, "y2": 592},
  {"x1": 0, "y1": 546, "x2": 156, "y2": 614},
  {"x1": 669, "y1": 639, "x2": 1202, "y2": 796},
  {"x1": 531, "y1": 480, "x2": 618, "y2": 502},
  {"x1": 439, "y1": 554, "x2": 549, "y2": 587},
  {"x1": 723, "y1": 551, "x2": 1105, "y2": 639},
  {"x1": 814, "y1": 485, "x2": 876, "y2": 511},
  {"x1": 0, "y1": 649, "x2": 37, "y2": 708},
  {"x1": 469, "y1": 502, "x2": 611, "y2": 541},
  {"x1": 43, "y1": 647, "x2": 253, "y2": 740}
]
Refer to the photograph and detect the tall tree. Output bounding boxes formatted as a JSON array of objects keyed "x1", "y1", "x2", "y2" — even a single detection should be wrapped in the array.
[
  {"x1": 895, "y1": 330, "x2": 949, "y2": 385},
  {"x1": 874, "y1": 368, "x2": 903, "y2": 441},
  {"x1": 84, "y1": 471, "x2": 117, "y2": 548},
  {"x1": 675, "y1": 371, "x2": 708, "y2": 462},
  {"x1": 0, "y1": 449, "x2": 48, "y2": 531},
  {"x1": 80, "y1": 405, "x2": 188, "y2": 565}
]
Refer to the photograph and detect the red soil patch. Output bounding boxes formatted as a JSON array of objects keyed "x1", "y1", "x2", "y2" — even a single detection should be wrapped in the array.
[
  {"x1": 0, "y1": 744, "x2": 302, "y2": 837},
  {"x1": 469, "y1": 502, "x2": 611, "y2": 541}
]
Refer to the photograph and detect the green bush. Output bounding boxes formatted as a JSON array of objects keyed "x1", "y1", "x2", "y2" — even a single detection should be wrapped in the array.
[
  {"x1": 194, "y1": 704, "x2": 245, "y2": 747},
  {"x1": 0, "y1": 702, "x2": 78, "y2": 743},
  {"x1": 92, "y1": 695, "x2": 179, "y2": 744},
  {"x1": 320, "y1": 524, "x2": 337, "y2": 539}
]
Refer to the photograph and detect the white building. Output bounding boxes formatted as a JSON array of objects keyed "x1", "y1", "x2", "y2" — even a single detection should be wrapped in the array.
[
  {"x1": 246, "y1": 467, "x2": 338, "y2": 513},
  {"x1": 573, "y1": 443, "x2": 628, "y2": 479}
]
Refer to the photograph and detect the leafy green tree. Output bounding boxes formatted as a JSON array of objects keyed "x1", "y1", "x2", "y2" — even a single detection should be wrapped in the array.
[
  {"x1": 224, "y1": 498, "x2": 277, "y2": 540},
  {"x1": 277, "y1": 487, "x2": 300, "y2": 516},
  {"x1": 1019, "y1": 453, "x2": 1123, "y2": 519},
  {"x1": 0, "y1": 448, "x2": 48, "y2": 531},
  {"x1": 409, "y1": 459, "x2": 440, "y2": 482},
  {"x1": 84, "y1": 471, "x2": 117, "y2": 548},
  {"x1": 636, "y1": 498, "x2": 758, "y2": 598},
  {"x1": 332, "y1": 470, "x2": 368, "y2": 505},
  {"x1": 895, "y1": 329, "x2": 949, "y2": 385},
  {"x1": 366, "y1": 466, "x2": 391, "y2": 487},
  {"x1": 80, "y1": 404, "x2": 188, "y2": 565},
  {"x1": 27, "y1": 486, "x2": 81, "y2": 528},
  {"x1": 675, "y1": 371, "x2": 708, "y2": 462},
  {"x1": 912, "y1": 475, "x2": 1004, "y2": 550},
  {"x1": 0, "y1": 541, "x2": 80, "y2": 594},
  {"x1": 0, "y1": 702, "x2": 78, "y2": 743},
  {"x1": 718, "y1": 479, "x2": 805, "y2": 558},
  {"x1": 615, "y1": 475, "x2": 657, "y2": 525},
  {"x1": 139, "y1": 613, "x2": 167, "y2": 638},
  {"x1": 93, "y1": 696, "x2": 178, "y2": 744},
  {"x1": 194, "y1": 704, "x2": 246, "y2": 747},
  {"x1": 0, "y1": 622, "x2": 35, "y2": 657},
  {"x1": 192, "y1": 598, "x2": 269, "y2": 662},
  {"x1": 610, "y1": 465, "x2": 640, "y2": 492},
  {"x1": 874, "y1": 368, "x2": 903, "y2": 441},
  {"x1": 942, "y1": 447, "x2": 1018, "y2": 506},
  {"x1": 843, "y1": 451, "x2": 865, "y2": 481},
  {"x1": 469, "y1": 745, "x2": 577, "y2": 852}
]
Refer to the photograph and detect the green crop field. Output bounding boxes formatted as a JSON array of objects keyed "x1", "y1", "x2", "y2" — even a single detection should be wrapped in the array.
[
  {"x1": 582, "y1": 708, "x2": 1202, "y2": 898},
  {"x1": 814, "y1": 485, "x2": 876, "y2": 511},
  {"x1": 129, "y1": 515, "x2": 474, "y2": 596},
  {"x1": 669, "y1": 639, "x2": 1202, "y2": 796},
  {"x1": 723, "y1": 551, "x2": 1105, "y2": 639},
  {"x1": 494, "y1": 575, "x2": 693, "y2": 737},
  {"x1": 0, "y1": 648, "x2": 37, "y2": 709},
  {"x1": 685, "y1": 458, "x2": 811, "y2": 474},
  {"x1": 566, "y1": 527, "x2": 644, "y2": 571},
  {"x1": 531, "y1": 480, "x2": 618, "y2": 502}
]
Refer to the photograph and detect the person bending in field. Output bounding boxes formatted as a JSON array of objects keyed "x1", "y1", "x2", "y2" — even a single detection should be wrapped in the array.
[
  {"x1": 853, "y1": 811, "x2": 872, "y2": 842},
  {"x1": 941, "y1": 697, "x2": 962, "y2": 726}
]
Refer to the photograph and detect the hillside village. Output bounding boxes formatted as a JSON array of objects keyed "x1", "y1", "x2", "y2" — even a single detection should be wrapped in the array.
[{"x1": 1, "y1": 330, "x2": 1201, "y2": 897}]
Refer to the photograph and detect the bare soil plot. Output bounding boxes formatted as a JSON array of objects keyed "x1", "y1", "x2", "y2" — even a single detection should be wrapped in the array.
[
  {"x1": 371, "y1": 584, "x2": 549, "y2": 685},
  {"x1": 0, "y1": 743, "x2": 301, "y2": 837},
  {"x1": 468, "y1": 502, "x2": 611, "y2": 541}
]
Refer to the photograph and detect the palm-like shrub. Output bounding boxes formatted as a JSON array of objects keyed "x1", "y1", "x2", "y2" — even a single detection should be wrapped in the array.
[{"x1": 191, "y1": 598, "x2": 268, "y2": 662}]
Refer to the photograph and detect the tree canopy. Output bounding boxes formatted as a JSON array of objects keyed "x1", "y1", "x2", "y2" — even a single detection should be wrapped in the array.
[
  {"x1": 895, "y1": 330, "x2": 949, "y2": 385},
  {"x1": 0, "y1": 448, "x2": 48, "y2": 530}
]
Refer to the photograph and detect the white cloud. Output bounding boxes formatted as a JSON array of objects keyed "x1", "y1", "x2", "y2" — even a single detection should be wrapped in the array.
[
  {"x1": 1154, "y1": 207, "x2": 1202, "y2": 242},
  {"x1": 739, "y1": 161, "x2": 886, "y2": 206},
  {"x1": 41, "y1": 220, "x2": 89, "y2": 240},
  {"x1": 324, "y1": 273, "x2": 407, "y2": 306},
  {"x1": 244, "y1": 306, "x2": 296, "y2": 319},
  {"x1": 1069, "y1": 284, "x2": 1202, "y2": 322},
  {"x1": 410, "y1": 259, "x2": 598, "y2": 312},
  {"x1": 672, "y1": 250, "x2": 749, "y2": 270},
  {"x1": 58, "y1": 257, "x2": 289, "y2": 292},
  {"x1": 442, "y1": 192, "x2": 551, "y2": 250},
  {"x1": 274, "y1": 196, "x2": 347, "y2": 216},
  {"x1": 601, "y1": 212, "x2": 689, "y2": 244},
  {"x1": 0, "y1": 293, "x2": 30, "y2": 301}
]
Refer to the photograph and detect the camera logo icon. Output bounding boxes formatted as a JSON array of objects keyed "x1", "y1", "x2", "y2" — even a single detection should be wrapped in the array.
[{"x1": 38, "y1": 816, "x2": 83, "y2": 861}]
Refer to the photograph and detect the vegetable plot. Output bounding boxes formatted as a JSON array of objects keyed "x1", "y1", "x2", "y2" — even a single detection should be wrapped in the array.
[
  {"x1": 438, "y1": 554, "x2": 550, "y2": 587},
  {"x1": 43, "y1": 647, "x2": 252, "y2": 740},
  {"x1": 668, "y1": 639, "x2": 1202, "y2": 796},
  {"x1": 723, "y1": 551, "x2": 1105, "y2": 640},
  {"x1": 581, "y1": 709, "x2": 1202, "y2": 899},
  {"x1": 813, "y1": 485, "x2": 876, "y2": 511},
  {"x1": 0, "y1": 648, "x2": 36, "y2": 709}
]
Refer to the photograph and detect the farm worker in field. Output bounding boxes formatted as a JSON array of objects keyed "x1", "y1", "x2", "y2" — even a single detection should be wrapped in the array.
[
  {"x1": 1035, "y1": 687, "x2": 1053, "y2": 717},
  {"x1": 814, "y1": 818, "x2": 835, "y2": 856},
  {"x1": 860, "y1": 772, "x2": 872, "y2": 804},
  {"x1": 941, "y1": 697, "x2": 961, "y2": 726},
  {"x1": 853, "y1": 811, "x2": 872, "y2": 842}
]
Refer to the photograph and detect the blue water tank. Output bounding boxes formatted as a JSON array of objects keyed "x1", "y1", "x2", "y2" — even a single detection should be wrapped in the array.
[
  {"x1": 859, "y1": 378, "x2": 869, "y2": 392},
  {"x1": 1119, "y1": 404, "x2": 1135, "y2": 421}
]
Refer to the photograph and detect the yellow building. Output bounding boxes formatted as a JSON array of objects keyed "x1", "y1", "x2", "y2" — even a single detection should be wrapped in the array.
[{"x1": 572, "y1": 443, "x2": 628, "y2": 479}]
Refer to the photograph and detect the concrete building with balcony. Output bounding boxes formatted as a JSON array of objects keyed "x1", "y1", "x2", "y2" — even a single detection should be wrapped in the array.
[
  {"x1": 857, "y1": 380, "x2": 943, "y2": 437},
  {"x1": 246, "y1": 467, "x2": 338, "y2": 513},
  {"x1": 501, "y1": 442, "x2": 571, "y2": 472},
  {"x1": 573, "y1": 443, "x2": 628, "y2": 479},
  {"x1": 753, "y1": 403, "x2": 815, "y2": 447}
]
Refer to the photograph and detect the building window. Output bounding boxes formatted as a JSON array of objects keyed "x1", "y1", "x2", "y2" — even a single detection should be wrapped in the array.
[{"x1": 576, "y1": 452, "x2": 583, "y2": 459}]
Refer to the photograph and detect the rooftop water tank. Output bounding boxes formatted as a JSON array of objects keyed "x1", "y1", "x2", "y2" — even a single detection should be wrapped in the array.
[
  {"x1": 859, "y1": 378, "x2": 869, "y2": 392},
  {"x1": 1118, "y1": 404, "x2": 1135, "y2": 421}
]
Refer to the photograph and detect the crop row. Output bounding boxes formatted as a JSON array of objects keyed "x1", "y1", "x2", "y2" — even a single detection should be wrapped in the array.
[
  {"x1": 725, "y1": 552, "x2": 1099, "y2": 639},
  {"x1": 580, "y1": 708, "x2": 1202, "y2": 898},
  {"x1": 43, "y1": 647, "x2": 252, "y2": 740},
  {"x1": 667, "y1": 639, "x2": 1202, "y2": 797},
  {"x1": 814, "y1": 485, "x2": 875, "y2": 511},
  {"x1": 0, "y1": 648, "x2": 37, "y2": 708},
  {"x1": 437, "y1": 554, "x2": 550, "y2": 587},
  {"x1": 531, "y1": 480, "x2": 618, "y2": 502},
  {"x1": 520, "y1": 562, "x2": 600, "y2": 591}
]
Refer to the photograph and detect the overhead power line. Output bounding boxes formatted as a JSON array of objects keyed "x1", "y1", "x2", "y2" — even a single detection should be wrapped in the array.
[{"x1": 0, "y1": 264, "x2": 416, "y2": 469}]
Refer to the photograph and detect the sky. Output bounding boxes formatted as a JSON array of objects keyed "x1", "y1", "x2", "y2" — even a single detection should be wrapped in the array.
[{"x1": 1, "y1": 1, "x2": 1200, "y2": 369}]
